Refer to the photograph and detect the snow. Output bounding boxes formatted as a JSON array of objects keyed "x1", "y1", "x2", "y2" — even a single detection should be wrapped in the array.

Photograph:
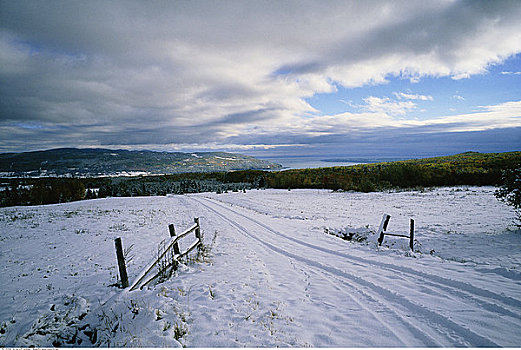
[
  {"x1": 111, "y1": 171, "x2": 150, "y2": 177},
  {"x1": 214, "y1": 156, "x2": 237, "y2": 161},
  {"x1": 1, "y1": 186, "x2": 520, "y2": 347}
]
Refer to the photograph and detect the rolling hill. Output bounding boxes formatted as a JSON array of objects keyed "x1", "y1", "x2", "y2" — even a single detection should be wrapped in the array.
[{"x1": 0, "y1": 148, "x2": 282, "y2": 177}]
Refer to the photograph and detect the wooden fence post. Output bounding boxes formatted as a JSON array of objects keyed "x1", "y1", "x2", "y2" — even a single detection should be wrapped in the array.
[
  {"x1": 409, "y1": 218, "x2": 415, "y2": 251},
  {"x1": 377, "y1": 214, "x2": 391, "y2": 246},
  {"x1": 169, "y1": 223, "x2": 181, "y2": 255},
  {"x1": 194, "y1": 217, "x2": 201, "y2": 241},
  {"x1": 114, "y1": 237, "x2": 129, "y2": 288}
]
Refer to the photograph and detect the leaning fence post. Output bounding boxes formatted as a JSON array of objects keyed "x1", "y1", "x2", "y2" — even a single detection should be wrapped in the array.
[
  {"x1": 409, "y1": 218, "x2": 415, "y2": 251},
  {"x1": 377, "y1": 214, "x2": 391, "y2": 246},
  {"x1": 114, "y1": 237, "x2": 129, "y2": 288},
  {"x1": 169, "y1": 223, "x2": 181, "y2": 255},
  {"x1": 168, "y1": 223, "x2": 176, "y2": 237}
]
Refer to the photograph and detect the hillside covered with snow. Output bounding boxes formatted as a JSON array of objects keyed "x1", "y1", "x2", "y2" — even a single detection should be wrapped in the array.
[
  {"x1": 0, "y1": 148, "x2": 282, "y2": 177},
  {"x1": 0, "y1": 187, "x2": 520, "y2": 347}
]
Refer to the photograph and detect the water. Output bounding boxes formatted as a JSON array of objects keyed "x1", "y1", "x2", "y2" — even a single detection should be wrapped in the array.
[
  {"x1": 260, "y1": 156, "x2": 362, "y2": 170},
  {"x1": 259, "y1": 155, "x2": 421, "y2": 170}
]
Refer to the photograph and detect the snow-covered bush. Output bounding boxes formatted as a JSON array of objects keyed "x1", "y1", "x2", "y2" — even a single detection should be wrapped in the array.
[{"x1": 325, "y1": 226, "x2": 371, "y2": 243}]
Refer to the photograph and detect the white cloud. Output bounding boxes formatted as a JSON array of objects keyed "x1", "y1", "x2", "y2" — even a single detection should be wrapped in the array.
[
  {"x1": 311, "y1": 100, "x2": 521, "y2": 133},
  {"x1": 393, "y1": 92, "x2": 433, "y2": 101},
  {"x1": 501, "y1": 71, "x2": 521, "y2": 75},
  {"x1": 362, "y1": 96, "x2": 417, "y2": 116},
  {"x1": 453, "y1": 95, "x2": 466, "y2": 101}
]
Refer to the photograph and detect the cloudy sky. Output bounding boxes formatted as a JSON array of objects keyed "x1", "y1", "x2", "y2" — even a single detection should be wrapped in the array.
[{"x1": 1, "y1": 0, "x2": 520, "y2": 158}]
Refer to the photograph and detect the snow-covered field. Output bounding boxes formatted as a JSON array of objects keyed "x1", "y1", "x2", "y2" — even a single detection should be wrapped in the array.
[{"x1": 1, "y1": 187, "x2": 520, "y2": 347}]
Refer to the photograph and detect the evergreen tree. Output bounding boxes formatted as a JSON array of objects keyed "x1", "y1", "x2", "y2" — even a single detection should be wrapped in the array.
[{"x1": 495, "y1": 165, "x2": 521, "y2": 226}]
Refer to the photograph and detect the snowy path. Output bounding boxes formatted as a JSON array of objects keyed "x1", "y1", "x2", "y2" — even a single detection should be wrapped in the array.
[
  {"x1": 189, "y1": 194, "x2": 521, "y2": 347},
  {"x1": 1, "y1": 187, "x2": 520, "y2": 347}
]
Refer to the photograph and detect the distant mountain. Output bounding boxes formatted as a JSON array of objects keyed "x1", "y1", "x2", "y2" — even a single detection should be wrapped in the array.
[{"x1": 0, "y1": 148, "x2": 282, "y2": 177}]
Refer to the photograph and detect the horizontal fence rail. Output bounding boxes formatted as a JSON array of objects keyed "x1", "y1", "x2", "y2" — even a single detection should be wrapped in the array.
[
  {"x1": 377, "y1": 214, "x2": 415, "y2": 250},
  {"x1": 129, "y1": 218, "x2": 202, "y2": 291}
]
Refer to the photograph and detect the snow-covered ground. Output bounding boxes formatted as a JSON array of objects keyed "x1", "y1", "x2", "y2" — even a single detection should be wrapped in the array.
[{"x1": 1, "y1": 187, "x2": 520, "y2": 347}]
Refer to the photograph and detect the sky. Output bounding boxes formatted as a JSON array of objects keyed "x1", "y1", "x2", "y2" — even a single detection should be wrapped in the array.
[{"x1": 1, "y1": 0, "x2": 520, "y2": 158}]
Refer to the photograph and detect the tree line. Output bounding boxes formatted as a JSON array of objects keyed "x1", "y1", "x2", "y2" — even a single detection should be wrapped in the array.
[
  {"x1": 1, "y1": 151, "x2": 520, "y2": 207},
  {"x1": 0, "y1": 178, "x2": 86, "y2": 207},
  {"x1": 264, "y1": 151, "x2": 516, "y2": 191}
]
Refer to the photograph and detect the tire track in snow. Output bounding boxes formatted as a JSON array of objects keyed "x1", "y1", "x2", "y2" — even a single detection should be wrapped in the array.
[
  {"x1": 300, "y1": 261, "x2": 454, "y2": 346},
  {"x1": 202, "y1": 196, "x2": 521, "y2": 317},
  {"x1": 199, "y1": 196, "x2": 521, "y2": 343},
  {"x1": 286, "y1": 258, "x2": 441, "y2": 347},
  {"x1": 192, "y1": 197, "x2": 433, "y2": 346},
  {"x1": 192, "y1": 196, "x2": 499, "y2": 347}
]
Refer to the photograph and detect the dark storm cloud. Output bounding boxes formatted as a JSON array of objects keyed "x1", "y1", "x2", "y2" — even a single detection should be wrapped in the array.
[
  {"x1": 0, "y1": 0, "x2": 520, "y2": 154},
  {"x1": 274, "y1": 0, "x2": 521, "y2": 80}
]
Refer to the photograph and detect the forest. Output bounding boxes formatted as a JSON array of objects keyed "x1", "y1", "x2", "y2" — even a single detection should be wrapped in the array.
[
  {"x1": 1, "y1": 151, "x2": 520, "y2": 207},
  {"x1": 265, "y1": 151, "x2": 521, "y2": 191}
]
